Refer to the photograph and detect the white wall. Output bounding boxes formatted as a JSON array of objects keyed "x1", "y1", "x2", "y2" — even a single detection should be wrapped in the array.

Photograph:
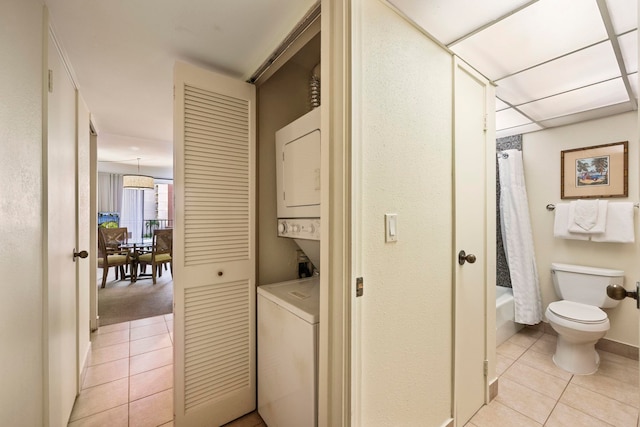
[
  {"x1": 354, "y1": 0, "x2": 454, "y2": 423},
  {"x1": 0, "y1": 0, "x2": 45, "y2": 425},
  {"x1": 524, "y1": 111, "x2": 639, "y2": 346}
]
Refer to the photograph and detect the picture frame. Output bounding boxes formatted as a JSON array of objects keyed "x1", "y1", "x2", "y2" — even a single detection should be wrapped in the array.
[{"x1": 561, "y1": 141, "x2": 628, "y2": 199}]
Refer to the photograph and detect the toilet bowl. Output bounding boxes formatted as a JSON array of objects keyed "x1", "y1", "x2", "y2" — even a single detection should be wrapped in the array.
[
  {"x1": 545, "y1": 300, "x2": 609, "y2": 374},
  {"x1": 547, "y1": 263, "x2": 624, "y2": 375}
]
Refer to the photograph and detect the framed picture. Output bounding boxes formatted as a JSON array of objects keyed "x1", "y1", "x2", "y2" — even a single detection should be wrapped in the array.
[{"x1": 561, "y1": 141, "x2": 628, "y2": 199}]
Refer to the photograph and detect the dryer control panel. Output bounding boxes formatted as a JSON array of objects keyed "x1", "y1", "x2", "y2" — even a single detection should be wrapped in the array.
[{"x1": 277, "y1": 218, "x2": 320, "y2": 241}]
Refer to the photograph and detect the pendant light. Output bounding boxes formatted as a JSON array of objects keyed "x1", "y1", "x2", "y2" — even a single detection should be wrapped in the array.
[{"x1": 123, "y1": 158, "x2": 154, "y2": 190}]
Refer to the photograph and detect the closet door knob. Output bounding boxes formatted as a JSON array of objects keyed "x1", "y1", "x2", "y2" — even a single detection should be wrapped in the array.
[{"x1": 458, "y1": 250, "x2": 476, "y2": 265}]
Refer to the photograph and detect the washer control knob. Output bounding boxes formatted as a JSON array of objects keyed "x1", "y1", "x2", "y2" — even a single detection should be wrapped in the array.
[{"x1": 278, "y1": 222, "x2": 287, "y2": 234}]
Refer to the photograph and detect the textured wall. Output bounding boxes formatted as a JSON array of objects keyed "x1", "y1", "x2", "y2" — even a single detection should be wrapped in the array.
[
  {"x1": 355, "y1": 0, "x2": 453, "y2": 423},
  {"x1": 0, "y1": 0, "x2": 45, "y2": 425},
  {"x1": 496, "y1": 135, "x2": 523, "y2": 288}
]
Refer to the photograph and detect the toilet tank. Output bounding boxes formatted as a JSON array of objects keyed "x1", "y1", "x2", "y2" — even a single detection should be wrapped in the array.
[{"x1": 551, "y1": 263, "x2": 625, "y2": 308}]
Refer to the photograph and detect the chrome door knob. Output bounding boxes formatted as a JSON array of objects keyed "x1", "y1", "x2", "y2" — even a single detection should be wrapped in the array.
[{"x1": 458, "y1": 250, "x2": 476, "y2": 265}]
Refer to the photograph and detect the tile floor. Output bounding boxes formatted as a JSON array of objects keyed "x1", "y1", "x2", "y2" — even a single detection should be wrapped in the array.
[
  {"x1": 67, "y1": 314, "x2": 265, "y2": 427},
  {"x1": 70, "y1": 317, "x2": 638, "y2": 426},
  {"x1": 466, "y1": 327, "x2": 640, "y2": 427}
]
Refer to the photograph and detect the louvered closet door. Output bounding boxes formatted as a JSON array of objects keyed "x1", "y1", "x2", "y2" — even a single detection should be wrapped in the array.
[{"x1": 173, "y1": 61, "x2": 256, "y2": 426}]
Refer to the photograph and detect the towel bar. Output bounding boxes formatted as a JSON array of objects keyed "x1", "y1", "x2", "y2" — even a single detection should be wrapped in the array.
[{"x1": 546, "y1": 203, "x2": 639, "y2": 211}]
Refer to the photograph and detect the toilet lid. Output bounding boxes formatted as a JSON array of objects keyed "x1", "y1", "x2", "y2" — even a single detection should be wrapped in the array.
[{"x1": 548, "y1": 301, "x2": 607, "y2": 324}]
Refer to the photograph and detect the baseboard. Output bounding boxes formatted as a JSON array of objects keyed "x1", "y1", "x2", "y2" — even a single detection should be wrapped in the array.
[
  {"x1": 79, "y1": 341, "x2": 91, "y2": 390},
  {"x1": 440, "y1": 418, "x2": 454, "y2": 427},
  {"x1": 489, "y1": 377, "x2": 499, "y2": 402}
]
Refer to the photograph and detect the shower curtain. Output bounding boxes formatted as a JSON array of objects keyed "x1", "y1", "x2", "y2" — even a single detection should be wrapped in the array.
[{"x1": 498, "y1": 150, "x2": 543, "y2": 324}]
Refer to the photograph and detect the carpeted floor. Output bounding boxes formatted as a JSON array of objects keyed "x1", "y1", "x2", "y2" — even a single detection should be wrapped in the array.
[{"x1": 98, "y1": 268, "x2": 173, "y2": 326}]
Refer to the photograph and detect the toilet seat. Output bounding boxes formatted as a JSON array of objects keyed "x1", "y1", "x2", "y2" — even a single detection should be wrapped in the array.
[{"x1": 548, "y1": 300, "x2": 607, "y2": 324}]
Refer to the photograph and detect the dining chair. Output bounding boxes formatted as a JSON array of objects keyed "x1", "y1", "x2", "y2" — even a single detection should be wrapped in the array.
[
  {"x1": 137, "y1": 229, "x2": 172, "y2": 284},
  {"x1": 97, "y1": 227, "x2": 130, "y2": 288}
]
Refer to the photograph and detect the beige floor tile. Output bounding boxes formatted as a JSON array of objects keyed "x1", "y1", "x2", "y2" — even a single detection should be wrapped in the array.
[
  {"x1": 518, "y1": 327, "x2": 544, "y2": 339},
  {"x1": 130, "y1": 322, "x2": 169, "y2": 341},
  {"x1": 468, "y1": 401, "x2": 541, "y2": 427},
  {"x1": 96, "y1": 322, "x2": 130, "y2": 334},
  {"x1": 529, "y1": 336, "x2": 556, "y2": 355},
  {"x1": 130, "y1": 364, "x2": 173, "y2": 401},
  {"x1": 599, "y1": 350, "x2": 640, "y2": 370},
  {"x1": 130, "y1": 315, "x2": 166, "y2": 328},
  {"x1": 164, "y1": 313, "x2": 173, "y2": 321},
  {"x1": 88, "y1": 342, "x2": 129, "y2": 366},
  {"x1": 67, "y1": 404, "x2": 128, "y2": 427},
  {"x1": 223, "y1": 411, "x2": 264, "y2": 427},
  {"x1": 495, "y1": 377, "x2": 556, "y2": 424},
  {"x1": 502, "y1": 360, "x2": 569, "y2": 400},
  {"x1": 545, "y1": 402, "x2": 615, "y2": 427},
  {"x1": 507, "y1": 332, "x2": 539, "y2": 349},
  {"x1": 91, "y1": 329, "x2": 130, "y2": 349},
  {"x1": 496, "y1": 354, "x2": 516, "y2": 376},
  {"x1": 129, "y1": 388, "x2": 173, "y2": 427},
  {"x1": 571, "y1": 371, "x2": 639, "y2": 408},
  {"x1": 69, "y1": 378, "x2": 129, "y2": 421},
  {"x1": 158, "y1": 422, "x2": 174, "y2": 427},
  {"x1": 560, "y1": 383, "x2": 638, "y2": 427},
  {"x1": 83, "y1": 358, "x2": 129, "y2": 389},
  {"x1": 497, "y1": 341, "x2": 528, "y2": 360},
  {"x1": 130, "y1": 333, "x2": 172, "y2": 356},
  {"x1": 597, "y1": 356, "x2": 640, "y2": 387},
  {"x1": 130, "y1": 346, "x2": 173, "y2": 376},
  {"x1": 166, "y1": 319, "x2": 174, "y2": 333},
  {"x1": 518, "y1": 349, "x2": 573, "y2": 381}
]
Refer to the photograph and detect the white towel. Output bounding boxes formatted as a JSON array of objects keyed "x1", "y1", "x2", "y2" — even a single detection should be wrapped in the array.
[
  {"x1": 568, "y1": 200, "x2": 608, "y2": 234},
  {"x1": 591, "y1": 202, "x2": 635, "y2": 243},
  {"x1": 553, "y1": 203, "x2": 589, "y2": 240}
]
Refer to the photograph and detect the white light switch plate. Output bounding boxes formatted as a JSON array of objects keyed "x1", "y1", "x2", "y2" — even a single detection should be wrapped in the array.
[{"x1": 385, "y1": 213, "x2": 397, "y2": 242}]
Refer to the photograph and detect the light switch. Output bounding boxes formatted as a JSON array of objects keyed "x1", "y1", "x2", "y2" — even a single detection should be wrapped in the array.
[{"x1": 385, "y1": 213, "x2": 397, "y2": 242}]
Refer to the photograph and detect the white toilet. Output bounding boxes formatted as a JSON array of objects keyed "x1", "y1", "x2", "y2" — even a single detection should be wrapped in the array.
[{"x1": 545, "y1": 263, "x2": 624, "y2": 375}]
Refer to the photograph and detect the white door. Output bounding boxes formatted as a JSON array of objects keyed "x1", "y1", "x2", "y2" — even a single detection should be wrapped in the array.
[
  {"x1": 46, "y1": 33, "x2": 79, "y2": 426},
  {"x1": 173, "y1": 61, "x2": 256, "y2": 426},
  {"x1": 453, "y1": 58, "x2": 494, "y2": 425}
]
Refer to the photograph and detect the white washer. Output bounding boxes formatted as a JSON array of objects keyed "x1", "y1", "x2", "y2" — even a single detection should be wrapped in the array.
[{"x1": 257, "y1": 276, "x2": 319, "y2": 427}]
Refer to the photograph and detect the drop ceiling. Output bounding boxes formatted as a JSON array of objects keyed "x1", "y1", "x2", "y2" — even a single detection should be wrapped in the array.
[
  {"x1": 390, "y1": 0, "x2": 638, "y2": 138},
  {"x1": 44, "y1": 0, "x2": 637, "y2": 178}
]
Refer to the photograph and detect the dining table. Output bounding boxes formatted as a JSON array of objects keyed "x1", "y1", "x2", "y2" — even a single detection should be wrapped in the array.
[{"x1": 119, "y1": 239, "x2": 153, "y2": 282}]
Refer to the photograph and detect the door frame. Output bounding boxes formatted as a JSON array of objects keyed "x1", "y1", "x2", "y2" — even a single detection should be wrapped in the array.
[{"x1": 318, "y1": 0, "x2": 353, "y2": 426}]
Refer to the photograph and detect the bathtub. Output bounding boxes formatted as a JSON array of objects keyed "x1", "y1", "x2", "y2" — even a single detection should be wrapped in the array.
[{"x1": 496, "y1": 286, "x2": 523, "y2": 346}]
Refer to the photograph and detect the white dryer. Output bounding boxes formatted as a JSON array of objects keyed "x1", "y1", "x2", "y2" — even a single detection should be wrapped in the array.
[{"x1": 257, "y1": 276, "x2": 319, "y2": 427}]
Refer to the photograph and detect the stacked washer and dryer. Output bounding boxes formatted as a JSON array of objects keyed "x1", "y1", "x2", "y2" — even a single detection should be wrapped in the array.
[{"x1": 257, "y1": 108, "x2": 321, "y2": 427}]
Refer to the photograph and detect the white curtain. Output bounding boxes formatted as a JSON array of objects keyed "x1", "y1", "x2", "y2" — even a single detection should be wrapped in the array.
[
  {"x1": 498, "y1": 150, "x2": 543, "y2": 324},
  {"x1": 121, "y1": 189, "x2": 144, "y2": 241},
  {"x1": 97, "y1": 173, "x2": 123, "y2": 213}
]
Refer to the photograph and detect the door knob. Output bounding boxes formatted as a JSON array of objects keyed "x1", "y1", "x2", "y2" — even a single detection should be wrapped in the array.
[
  {"x1": 458, "y1": 250, "x2": 476, "y2": 265},
  {"x1": 607, "y1": 283, "x2": 640, "y2": 308},
  {"x1": 73, "y1": 249, "x2": 88, "y2": 261}
]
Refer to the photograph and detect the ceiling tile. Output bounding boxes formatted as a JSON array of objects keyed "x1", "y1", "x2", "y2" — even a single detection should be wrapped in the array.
[
  {"x1": 605, "y1": 0, "x2": 638, "y2": 34},
  {"x1": 388, "y1": 0, "x2": 532, "y2": 45},
  {"x1": 496, "y1": 98, "x2": 510, "y2": 111},
  {"x1": 496, "y1": 41, "x2": 620, "y2": 105},
  {"x1": 539, "y1": 101, "x2": 635, "y2": 128},
  {"x1": 451, "y1": 0, "x2": 608, "y2": 80},
  {"x1": 496, "y1": 108, "x2": 533, "y2": 130},
  {"x1": 496, "y1": 123, "x2": 543, "y2": 139},
  {"x1": 518, "y1": 78, "x2": 629, "y2": 120},
  {"x1": 619, "y1": 30, "x2": 638, "y2": 73}
]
